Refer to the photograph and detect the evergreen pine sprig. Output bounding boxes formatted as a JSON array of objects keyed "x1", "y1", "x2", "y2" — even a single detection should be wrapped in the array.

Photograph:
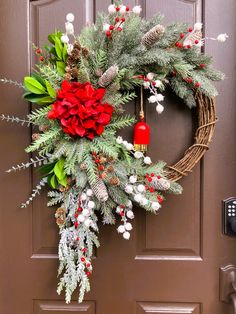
[{"x1": 0, "y1": 114, "x2": 31, "y2": 127}]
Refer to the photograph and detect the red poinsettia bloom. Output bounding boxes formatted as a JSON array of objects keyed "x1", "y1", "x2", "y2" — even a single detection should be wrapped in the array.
[{"x1": 47, "y1": 80, "x2": 114, "y2": 139}]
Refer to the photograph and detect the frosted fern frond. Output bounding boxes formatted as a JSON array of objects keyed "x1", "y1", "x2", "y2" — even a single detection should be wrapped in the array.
[
  {"x1": 0, "y1": 114, "x2": 31, "y2": 127},
  {"x1": 6, "y1": 156, "x2": 48, "y2": 173},
  {"x1": 21, "y1": 177, "x2": 47, "y2": 208},
  {"x1": 47, "y1": 191, "x2": 64, "y2": 206}
]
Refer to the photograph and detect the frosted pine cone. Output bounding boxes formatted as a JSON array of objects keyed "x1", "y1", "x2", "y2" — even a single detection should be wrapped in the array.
[
  {"x1": 142, "y1": 24, "x2": 165, "y2": 48},
  {"x1": 150, "y1": 177, "x2": 170, "y2": 191},
  {"x1": 90, "y1": 178, "x2": 109, "y2": 202},
  {"x1": 98, "y1": 65, "x2": 119, "y2": 87}
]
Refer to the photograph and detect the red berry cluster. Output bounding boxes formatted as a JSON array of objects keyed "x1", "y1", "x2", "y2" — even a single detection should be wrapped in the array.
[
  {"x1": 80, "y1": 253, "x2": 91, "y2": 276},
  {"x1": 91, "y1": 152, "x2": 106, "y2": 176},
  {"x1": 184, "y1": 77, "x2": 201, "y2": 88},
  {"x1": 106, "y1": 6, "x2": 129, "y2": 38},
  {"x1": 137, "y1": 75, "x2": 157, "y2": 87},
  {"x1": 74, "y1": 206, "x2": 83, "y2": 228},
  {"x1": 144, "y1": 173, "x2": 164, "y2": 203},
  {"x1": 175, "y1": 28, "x2": 199, "y2": 50},
  {"x1": 35, "y1": 48, "x2": 44, "y2": 62}
]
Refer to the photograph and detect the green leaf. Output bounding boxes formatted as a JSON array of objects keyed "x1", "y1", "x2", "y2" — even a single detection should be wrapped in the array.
[
  {"x1": 23, "y1": 92, "x2": 49, "y2": 103},
  {"x1": 24, "y1": 77, "x2": 46, "y2": 94},
  {"x1": 62, "y1": 44, "x2": 68, "y2": 62},
  {"x1": 56, "y1": 61, "x2": 66, "y2": 75},
  {"x1": 48, "y1": 31, "x2": 62, "y2": 45},
  {"x1": 45, "y1": 81, "x2": 56, "y2": 98},
  {"x1": 49, "y1": 174, "x2": 58, "y2": 189},
  {"x1": 58, "y1": 176, "x2": 67, "y2": 187},
  {"x1": 39, "y1": 162, "x2": 56, "y2": 175},
  {"x1": 32, "y1": 73, "x2": 46, "y2": 87},
  {"x1": 37, "y1": 96, "x2": 54, "y2": 104},
  {"x1": 54, "y1": 158, "x2": 65, "y2": 180},
  {"x1": 55, "y1": 37, "x2": 63, "y2": 59}
]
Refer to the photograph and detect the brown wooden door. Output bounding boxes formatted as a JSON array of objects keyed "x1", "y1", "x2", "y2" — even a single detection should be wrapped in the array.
[{"x1": 0, "y1": 0, "x2": 236, "y2": 313}]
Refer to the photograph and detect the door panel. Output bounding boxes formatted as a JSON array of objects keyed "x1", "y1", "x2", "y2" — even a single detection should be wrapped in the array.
[{"x1": 0, "y1": 0, "x2": 236, "y2": 314}]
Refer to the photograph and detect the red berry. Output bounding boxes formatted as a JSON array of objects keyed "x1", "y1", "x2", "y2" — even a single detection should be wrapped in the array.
[
  {"x1": 152, "y1": 81, "x2": 156, "y2": 86},
  {"x1": 120, "y1": 204, "x2": 125, "y2": 209},
  {"x1": 74, "y1": 212, "x2": 79, "y2": 218},
  {"x1": 126, "y1": 7, "x2": 130, "y2": 11},
  {"x1": 145, "y1": 174, "x2": 149, "y2": 178},
  {"x1": 157, "y1": 175, "x2": 161, "y2": 179},
  {"x1": 175, "y1": 42, "x2": 180, "y2": 47},
  {"x1": 106, "y1": 31, "x2": 111, "y2": 37},
  {"x1": 195, "y1": 39, "x2": 199, "y2": 44},
  {"x1": 180, "y1": 33, "x2": 185, "y2": 39},
  {"x1": 188, "y1": 27, "x2": 193, "y2": 32},
  {"x1": 36, "y1": 49, "x2": 41, "y2": 54},
  {"x1": 116, "y1": 7, "x2": 120, "y2": 11},
  {"x1": 82, "y1": 248, "x2": 87, "y2": 252},
  {"x1": 145, "y1": 185, "x2": 149, "y2": 190},
  {"x1": 81, "y1": 257, "x2": 85, "y2": 262},
  {"x1": 117, "y1": 27, "x2": 122, "y2": 32},
  {"x1": 148, "y1": 178, "x2": 152, "y2": 182},
  {"x1": 86, "y1": 263, "x2": 91, "y2": 268},
  {"x1": 92, "y1": 151, "x2": 97, "y2": 156},
  {"x1": 109, "y1": 25, "x2": 114, "y2": 31},
  {"x1": 98, "y1": 165, "x2": 105, "y2": 171},
  {"x1": 157, "y1": 195, "x2": 163, "y2": 203},
  {"x1": 86, "y1": 271, "x2": 91, "y2": 276},
  {"x1": 77, "y1": 207, "x2": 82, "y2": 212},
  {"x1": 187, "y1": 45, "x2": 192, "y2": 49},
  {"x1": 199, "y1": 63, "x2": 205, "y2": 68},
  {"x1": 74, "y1": 221, "x2": 78, "y2": 228},
  {"x1": 144, "y1": 78, "x2": 149, "y2": 82},
  {"x1": 121, "y1": 17, "x2": 125, "y2": 22},
  {"x1": 171, "y1": 71, "x2": 176, "y2": 77},
  {"x1": 95, "y1": 159, "x2": 100, "y2": 164},
  {"x1": 115, "y1": 17, "x2": 120, "y2": 22},
  {"x1": 120, "y1": 212, "x2": 125, "y2": 217},
  {"x1": 39, "y1": 56, "x2": 44, "y2": 61},
  {"x1": 149, "y1": 188, "x2": 154, "y2": 193},
  {"x1": 186, "y1": 78, "x2": 193, "y2": 84},
  {"x1": 195, "y1": 82, "x2": 201, "y2": 88},
  {"x1": 138, "y1": 75, "x2": 144, "y2": 79},
  {"x1": 76, "y1": 237, "x2": 80, "y2": 241},
  {"x1": 178, "y1": 43, "x2": 183, "y2": 49},
  {"x1": 151, "y1": 173, "x2": 155, "y2": 177}
]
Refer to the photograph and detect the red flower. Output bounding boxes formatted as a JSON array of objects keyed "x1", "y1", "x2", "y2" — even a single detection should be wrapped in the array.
[{"x1": 47, "y1": 81, "x2": 114, "y2": 139}]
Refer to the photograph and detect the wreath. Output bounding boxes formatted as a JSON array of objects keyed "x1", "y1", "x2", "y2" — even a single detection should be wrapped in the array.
[{"x1": 0, "y1": 2, "x2": 227, "y2": 303}]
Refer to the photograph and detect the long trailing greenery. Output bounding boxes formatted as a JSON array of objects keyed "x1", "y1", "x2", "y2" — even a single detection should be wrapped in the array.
[{"x1": 0, "y1": 1, "x2": 226, "y2": 304}]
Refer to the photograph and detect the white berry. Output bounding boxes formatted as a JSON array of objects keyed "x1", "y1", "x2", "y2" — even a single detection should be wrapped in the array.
[
  {"x1": 217, "y1": 33, "x2": 228, "y2": 42},
  {"x1": 127, "y1": 210, "x2": 134, "y2": 219},
  {"x1": 156, "y1": 104, "x2": 164, "y2": 114},
  {"x1": 148, "y1": 95, "x2": 157, "y2": 103},
  {"x1": 129, "y1": 175, "x2": 137, "y2": 184},
  {"x1": 140, "y1": 198, "x2": 148, "y2": 206},
  {"x1": 144, "y1": 156, "x2": 152, "y2": 165},
  {"x1": 126, "y1": 200, "x2": 133, "y2": 208},
  {"x1": 78, "y1": 215, "x2": 85, "y2": 222},
  {"x1": 123, "y1": 231, "x2": 131, "y2": 240},
  {"x1": 86, "y1": 189, "x2": 93, "y2": 196},
  {"x1": 143, "y1": 81, "x2": 150, "y2": 89},
  {"x1": 116, "y1": 206, "x2": 121, "y2": 214},
  {"x1": 125, "y1": 185, "x2": 133, "y2": 194},
  {"x1": 84, "y1": 219, "x2": 92, "y2": 227},
  {"x1": 137, "y1": 184, "x2": 145, "y2": 193},
  {"x1": 61, "y1": 34, "x2": 69, "y2": 44},
  {"x1": 81, "y1": 193, "x2": 87, "y2": 201},
  {"x1": 126, "y1": 143, "x2": 134, "y2": 151},
  {"x1": 134, "y1": 193, "x2": 142, "y2": 203},
  {"x1": 108, "y1": 4, "x2": 116, "y2": 13},
  {"x1": 66, "y1": 13, "x2": 75, "y2": 23},
  {"x1": 156, "y1": 94, "x2": 164, "y2": 102},
  {"x1": 103, "y1": 23, "x2": 110, "y2": 32},
  {"x1": 65, "y1": 22, "x2": 74, "y2": 35},
  {"x1": 134, "y1": 151, "x2": 143, "y2": 159},
  {"x1": 132, "y1": 5, "x2": 142, "y2": 14},
  {"x1": 82, "y1": 209, "x2": 90, "y2": 217},
  {"x1": 125, "y1": 222, "x2": 133, "y2": 231},
  {"x1": 154, "y1": 80, "x2": 162, "y2": 88},
  {"x1": 194, "y1": 22, "x2": 202, "y2": 31},
  {"x1": 117, "y1": 225, "x2": 126, "y2": 233},
  {"x1": 119, "y1": 5, "x2": 127, "y2": 14},
  {"x1": 88, "y1": 201, "x2": 95, "y2": 209},
  {"x1": 151, "y1": 202, "x2": 161, "y2": 211},
  {"x1": 147, "y1": 72, "x2": 155, "y2": 80},
  {"x1": 116, "y1": 136, "x2": 123, "y2": 144}
]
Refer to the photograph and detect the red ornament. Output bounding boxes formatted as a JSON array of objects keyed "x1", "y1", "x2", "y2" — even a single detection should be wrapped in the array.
[
  {"x1": 81, "y1": 257, "x2": 85, "y2": 262},
  {"x1": 151, "y1": 173, "x2": 155, "y2": 177},
  {"x1": 47, "y1": 81, "x2": 114, "y2": 139},
  {"x1": 109, "y1": 25, "x2": 114, "y2": 31},
  {"x1": 186, "y1": 77, "x2": 193, "y2": 84},
  {"x1": 145, "y1": 174, "x2": 149, "y2": 179},
  {"x1": 95, "y1": 159, "x2": 100, "y2": 164},
  {"x1": 133, "y1": 121, "x2": 150, "y2": 152},
  {"x1": 188, "y1": 27, "x2": 193, "y2": 32}
]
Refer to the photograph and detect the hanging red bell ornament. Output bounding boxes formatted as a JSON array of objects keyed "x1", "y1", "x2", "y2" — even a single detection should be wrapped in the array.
[{"x1": 133, "y1": 86, "x2": 150, "y2": 152}]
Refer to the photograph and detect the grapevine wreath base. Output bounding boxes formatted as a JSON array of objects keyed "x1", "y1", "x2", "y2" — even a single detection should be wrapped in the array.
[
  {"x1": 166, "y1": 91, "x2": 217, "y2": 181},
  {"x1": 0, "y1": 2, "x2": 227, "y2": 304}
]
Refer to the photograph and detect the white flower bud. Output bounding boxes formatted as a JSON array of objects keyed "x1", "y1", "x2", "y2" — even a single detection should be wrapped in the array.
[
  {"x1": 81, "y1": 193, "x2": 87, "y2": 201},
  {"x1": 217, "y1": 33, "x2": 228, "y2": 42},
  {"x1": 144, "y1": 156, "x2": 152, "y2": 165},
  {"x1": 108, "y1": 4, "x2": 116, "y2": 13},
  {"x1": 134, "y1": 151, "x2": 143, "y2": 159},
  {"x1": 151, "y1": 202, "x2": 161, "y2": 211},
  {"x1": 82, "y1": 209, "x2": 90, "y2": 217},
  {"x1": 119, "y1": 5, "x2": 127, "y2": 14},
  {"x1": 143, "y1": 81, "x2": 150, "y2": 89},
  {"x1": 123, "y1": 231, "x2": 131, "y2": 240},
  {"x1": 147, "y1": 72, "x2": 155, "y2": 80},
  {"x1": 103, "y1": 23, "x2": 110, "y2": 32},
  {"x1": 84, "y1": 219, "x2": 92, "y2": 227},
  {"x1": 154, "y1": 80, "x2": 162, "y2": 88},
  {"x1": 116, "y1": 136, "x2": 123, "y2": 144},
  {"x1": 148, "y1": 95, "x2": 157, "y2": 103},
  {"x1": 65, "y1": 22, "x2": 74, "y2": 35},
  {"x1": 132, "y1": 5, "x2": 142, "y2": 14},
  {"x1": 137, "y1": 184, "x2": 145, "y2": 193},
  {"x1": 156, "y1": 94, "x2": 164, "y2": 102},
  {"x1": 134, "y1": 193, "x2": 142, "y2": 203},
  {"x1": 61, "y1": 34, "x2": 69, "y2": 43},
  {"x1": 86, "y1": 189, "x2": 93, "y2": 196},
  {"x1": 88, "y1": 201, "x2": 95, "y2": 209},
  {"x1": 194, "y1": 22, "x2": 202, "y2": 31},
  {"x1": 126, "y1": 210, "x2": 134, "y2": 219},
  {"x1": 125, "y1": 185, "x2": 133, "y2": 194},
  {"x1": 125, "y1": 222, "x2": 133, "y2": 231},
  {"x1": 129, "y1": 175, "x2": 137, "y2": 184},
  {"x1": 156, "y1": 104, "x2": 164, "y2": 114},
  {"x1": 78, "y1": 215, "x2": 85, "y2": 222},
  {"x1": 66, "y1": 13, "x2": 75, "y2": 23},
  {"x1": 117, "y1": 225, "x2": 126, "y2": 233}
]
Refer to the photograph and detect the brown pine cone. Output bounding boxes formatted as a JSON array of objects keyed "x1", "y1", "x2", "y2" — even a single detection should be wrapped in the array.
[
  {"x1": 109, "y1": 177, "x2": 120, "y2": 186},
  {"x1": 32, "y1": 133, "x2": 40, "y2": 141}
]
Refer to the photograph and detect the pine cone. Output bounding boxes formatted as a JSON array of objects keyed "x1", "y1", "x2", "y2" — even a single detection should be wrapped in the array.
[
  {"x1": 142, "y1": 24, "x2": 165, "y2": 48},
  {"x1": 90, "y1": 178, "x2": 109, "y2": 202},
  {"x1": 73, "y1": 42, "x2": 82, "y2": 50},
  {"x1": 107, "y1": 165, "x2": 114, "y2": 172},
  {"x1": 64, "y1": 73, "x2": 72, "y2": 81},
  {"x1": 98, "y1": 65, "x2": 119, "y2": 87},
  {"x1": 82, "y1": 47, "x2": 89, "y2": 57},
  {"x1": 70, "y1": 67, "x2": 79, "y2": 79},
  {"x1": 109, "y1": 177, "x2": 120, "y2": 186},
  {"x1": 150, "y1": 177, "x2": 170, "y2": 191},
  {"x1": 32, "y1": 133, "x2": 40, "y2": 141}
]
